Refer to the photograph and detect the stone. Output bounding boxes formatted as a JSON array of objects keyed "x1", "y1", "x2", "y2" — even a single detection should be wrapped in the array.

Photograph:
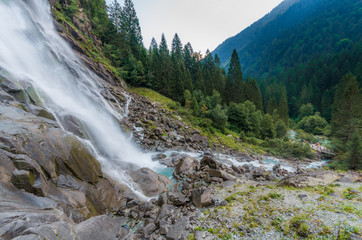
[
  {"x1": 192, "y1": 188, "x2": 213, "y2": 208},
  {"x1": 10, "y1": 170, "x2": 37, "y2": 194},
  {"x1": 173, "y1": 156, "x2": 200, "y2": 179},
  {"x1": 279, "y1": 171, "x2": 340, "y2": 188},
  {"x1": 219, "y1": 200, "x2": 228, "y2": 206},
  {"x1": 157, "y1": 193, "x2": 168, "y2": 207},
  {"x1": 143, "y1": 223, "x2": 157, "y2": 236},
  {"x1": 157, "y1": 204, "x2": 177, "y2": 222},
  {"x1": 200, "y1": 156, "x2": 219, "y2": 169},
  {"x1": 350, "y1": 233, "x2": 362, "y2": 240},
  {"x1": 130, "y1": 168, "x2": 171, "y2": 197},
  {"x1": 208, "y1": 169, "x2": 236, "y2": 181},
  {"x1": 298, "y1": 194, "x2": 308, "y2": 200},
  {"x1": 152, "y1": 153, "x2": 167, "y2": 161},
  {"x1": 74, "y1": 215, "x2": 128, "y2": 240},
  {"x1": 195, "y1": 231, "x2": 213, "y2": 240},
  {"x1": 168, "y1": 191, "x2": 189, "y2": 206},
  {"x1": 165, "y1": 216, "x2": 189, "y2": 240}
]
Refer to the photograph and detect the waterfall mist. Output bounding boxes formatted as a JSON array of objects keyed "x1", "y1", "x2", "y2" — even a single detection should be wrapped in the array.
[{"x1": 0, "y1": 0, "x2": 161, "y2": 197}]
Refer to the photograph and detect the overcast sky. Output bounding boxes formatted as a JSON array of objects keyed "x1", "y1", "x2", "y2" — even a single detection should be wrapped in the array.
[{"x1": 106, "y1": 0, "x2": 284, "y2": 54}]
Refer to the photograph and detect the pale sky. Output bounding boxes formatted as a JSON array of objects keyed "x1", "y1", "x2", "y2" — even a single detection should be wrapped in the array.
[{"x1": 106, "y1": 0, "x2": 284, "y2": 54}]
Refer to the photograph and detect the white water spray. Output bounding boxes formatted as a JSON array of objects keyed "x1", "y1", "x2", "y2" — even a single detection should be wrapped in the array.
[{"x1": 0, "y1": 0, "x2": 162, "y2": 198}]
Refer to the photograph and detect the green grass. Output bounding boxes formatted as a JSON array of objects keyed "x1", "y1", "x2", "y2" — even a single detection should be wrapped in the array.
[{"x1": 128, "y1": 87, "x2": 176, "y2": 109}]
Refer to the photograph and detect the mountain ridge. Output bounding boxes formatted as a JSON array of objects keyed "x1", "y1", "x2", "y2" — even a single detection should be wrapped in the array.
[{"x1": 212, "y1": 0, "x2": 361, "y2": 77}]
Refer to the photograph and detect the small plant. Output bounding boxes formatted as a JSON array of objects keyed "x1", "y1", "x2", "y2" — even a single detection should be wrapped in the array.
[
  {"x1": 268, "y1": 192, "x2": 283, "y2": 199},
  {"x1": 225, "y1": 193, "x2": 237, "y2": 203},
  {"x1": 194, "y1": 226, "x2": 203, "y2": 231},
  {"x1": 288, "y1": 214, "x2": 311, "y2": 237},
  {"x1": 343, "y1": 188, "x2": 358, "y2": 200}
]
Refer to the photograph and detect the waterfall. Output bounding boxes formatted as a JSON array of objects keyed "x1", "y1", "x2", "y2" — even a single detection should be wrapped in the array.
[{"x1": 0, "y1": 0, "x2": 161, "y2": 198}]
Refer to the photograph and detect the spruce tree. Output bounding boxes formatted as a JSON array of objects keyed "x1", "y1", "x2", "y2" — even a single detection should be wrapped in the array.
[
  {"x1": 226, "y1": 49, "x2": 243, "y2": 103},
  {"x1": 331, "y1": 73, "x2": 362, "y2": 142},
  {"x1": 108, "y1": 0, "x2": 122, "y2": 31},
  {"x1": 278, "y1": 90, "x2": 289, "y2": 124},
  {"x1": 171, "y1": 33, "x2": 183, "y2": 61},
  {"x1": 121, "y1": 0, "x2": 143, "y2": 58},
  {"x1": 245, "y1": 78, "x2": 263, "y2": 110}
]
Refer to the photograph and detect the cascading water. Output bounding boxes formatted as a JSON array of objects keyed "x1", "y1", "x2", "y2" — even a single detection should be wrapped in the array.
[{"x1": 0, "y1": 0, "x2": 162, "y2": 198}]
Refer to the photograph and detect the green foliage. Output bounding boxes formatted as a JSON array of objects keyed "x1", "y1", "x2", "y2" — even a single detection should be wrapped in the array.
[
  {"x1": 332, "y1": 73, "x2": 362, "y2": 142},
  {"x1": 298, "y1": 103, "x2": 315, "y2": 120},
  {"x1": 294, "y1": 129, "x2": 318, "y2": 143},
  {"x1": 343, "y1": 188, "x2": 359, "y2": 200},
  {"x1": 226, "y1": 49, "x2": 244, "y2": 103},
  {"x1": 262, "y1": 138, "x2": 315, "y2": 159},
  {"x1": 275, "y1": 119, "x2": 287, "y2": 138},
  {"x1": 209, "y1": 104, "x2": 228, "y2": 131},
  {"x1": 228, "y1": 101, "x2": 262, "y2": 137},
  {"x1": 261, "y1": 114, "x2": 275, "y2": 139},
  {"x1": 342, "y1": 129, "x2": 362, "y2": 170},
  {"x1": 296, "y1": 113, "x2": 328, "y2": 135}
]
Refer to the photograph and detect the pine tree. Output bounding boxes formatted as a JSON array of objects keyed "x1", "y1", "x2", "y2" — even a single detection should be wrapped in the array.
[
  {"x1": 226, "y1": 49, "x2": 243, "y2": 103},
  {"x1": 278, "y1": 90, "x2": 289, "y2": 124},
  {"x1": 159, "y1": 33, "x2": 169, "y2": 56},
  {"x1": 171, "y1": 33, "x2": 183, "y2": 61},
  {"x1": 245, "y1": 78, "x2": 263, "y2": 110},
  {"x1": 266, "y1": 97, "x2": 277, "y2": 115},
  {"x1": 332, "y1": 73, "x2": 362, "y2": 142},
  {"x1": 149, "y1": 37, "x2": 158, "y2": 52},
  {"x1": 121, "y1": 0, "x2": 143, "y2": 58},
  {"x1": 343, "y1": 129, "x2": 361, "y2": 170},
  {"x1": 108, "y1": 0, "x2": 122, "y2": 31},
  {"x1": 183, "y1": 42, "x2": 194, "y2": 72}
]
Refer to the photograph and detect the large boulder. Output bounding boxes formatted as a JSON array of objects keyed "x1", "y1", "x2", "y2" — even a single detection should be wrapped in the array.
[
  {"x1": 130, "y1": 168, "x2": 171, "y2": 197},
  {"x1": 200, "y1": 156, "x2": 219, "y2": 169},
  {"x1": 279, "y1": 171, "x2": 340, "y2": 188},
  {"x1": 173, "y1": 156, "x2": 200, "y2": 179},
  {"x1": 208, "y1": 169, "x2": 236, "y2": 181},
  {"x1": 74, "y1": 215, "x2": 128, "y2": 240},
  {"x1": 192, "y1": 188, "x2": 213, "y2": 208}
]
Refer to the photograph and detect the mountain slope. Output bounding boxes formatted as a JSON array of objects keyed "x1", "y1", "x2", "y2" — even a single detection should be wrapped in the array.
[{"x1": 212, "y1": 0, "x2": 362, "y2": 77}]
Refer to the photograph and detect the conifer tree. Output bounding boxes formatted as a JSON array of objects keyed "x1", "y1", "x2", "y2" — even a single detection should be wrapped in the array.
[
  {"x1": 159, "y1": 34, "x2": 169, "y2": 56},
  {"x1": 108, "y1": 0, "x2": 122, "y2": 31},
  {"x1": 171, "y1": 33, "x2": 183, "y2": 61},
  {"x1": 245, "y1": 78, "x2": 263, "y2": 110},
  {"x1": 121, "y1": 0, "x2": 143, "y2": 58},
  {"x1": 149, "y1": 37, "x2": 158, "y2": 52},
  {"x1": 278, "y1": 90, "x2": 289, "y2": 124},
  {"x1": 332, "y1": 73, "x2": 362, "y2": 142},
  {"x1": 226, "y1": 49, "x2": 243, "y2": 103}
]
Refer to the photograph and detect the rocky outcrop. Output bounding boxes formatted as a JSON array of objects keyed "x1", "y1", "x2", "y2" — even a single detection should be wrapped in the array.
[
  {"x1": 0, "y1": 75, "x2": 138, "y2": 239},
  {"x1": 278, "y1": 171, "x2": 340, "y2": 188},
  {"x1": 130, "y1": 168, "x2": 171, "y2": 197}
]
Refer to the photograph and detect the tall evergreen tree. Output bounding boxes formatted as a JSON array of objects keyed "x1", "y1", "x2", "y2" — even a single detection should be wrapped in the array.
[
  {"x1": 108, "y1": 0, "x2": 122, "y2": 31},
  {"x1": 149, "y1": 37, "x2": 158, "y2": 52},
  {"x1": 226, "y1": 49, "x2": 243, "y2": 103},
  {"x1": 159, "y1": 34, "x2": 169, "y2": 56},
  {"x1": 245, "y1": 78, "x2": 263, "y2": 110},
  {"x1": 278, "y1": 90, "x2": 289, "y2": 124},
  {"x1": 331, "y1": 73, "x2": 362, "y2": 142},
  {"x1": 171, "y1": 33, "x2": 183, "y2": 61},
  {"x1": 121, "y1": 0, "x2": 143, "y2": 58}
]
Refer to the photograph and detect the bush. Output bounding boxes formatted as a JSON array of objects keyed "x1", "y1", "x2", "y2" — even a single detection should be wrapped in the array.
[
  {"x1": 275, "y1": 119, "x2": 288, "y2": 138},
  {"x1": 296, "y1": 113, "x2": 328, "y2": 135},
  {"x1": 262, "y1": 138, "x2": 316, "y2": 159},
  {"x1": 209, "y1": 104, "x2": 228, "y2": 131}
]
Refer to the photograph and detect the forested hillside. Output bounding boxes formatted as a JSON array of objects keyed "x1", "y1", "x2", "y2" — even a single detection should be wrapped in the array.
[
  {"x1": 213, "y1": 0, "x2": 361, "y2": 75},
  {"x1": 55, "y1": 0, "x2": 361, "y2": 170}
]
